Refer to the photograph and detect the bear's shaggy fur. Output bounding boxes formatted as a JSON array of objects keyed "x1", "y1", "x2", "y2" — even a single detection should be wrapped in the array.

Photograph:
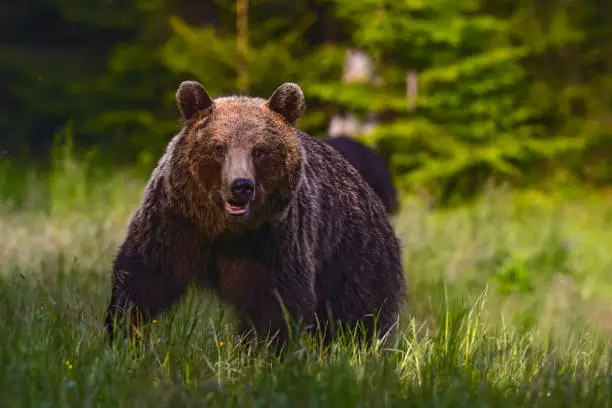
[
  {"x1": 104, "y1": 81, "x2": 407, "y2": 347},
  {"x1": 324, "y1": 135, "x2": 399, "y2": 214}
]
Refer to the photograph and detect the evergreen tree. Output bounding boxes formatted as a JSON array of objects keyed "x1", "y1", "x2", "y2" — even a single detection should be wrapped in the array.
[
  {"x1": 160, "y1": 0, "x2": 345, "y2": 137},
  {"x1": 308, "y1": 0, "x2": 554, "y2": 201},
  {"x1": 496, "y1": 0, "x2": 612, "y2": 184}
]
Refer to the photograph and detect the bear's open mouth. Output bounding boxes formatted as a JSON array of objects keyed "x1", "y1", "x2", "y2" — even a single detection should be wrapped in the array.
[{"x1": 225, "y1": 200, "x2": 249, "y2": 216}]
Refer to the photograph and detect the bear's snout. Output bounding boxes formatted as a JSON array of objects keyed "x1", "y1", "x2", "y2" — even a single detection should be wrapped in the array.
[
  {"x1": 225, "y1": 177, "x2": 256, "y2": 216},
  {"x1": 230, "y1": 178, "x2": 255, "y2": 203}
]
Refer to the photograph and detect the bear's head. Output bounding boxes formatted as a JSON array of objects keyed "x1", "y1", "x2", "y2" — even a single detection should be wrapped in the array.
[{"x1": 173, "y1": 81, "x2": 305, "y2": 233}]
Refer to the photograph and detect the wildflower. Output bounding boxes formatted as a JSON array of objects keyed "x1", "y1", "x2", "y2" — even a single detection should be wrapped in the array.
[
  {"x1": 153, "y1": 319, "x2": 158, "y2": 324},
  {"x1": 219, "y1": 341, "x2": 224, "y2": 347}
]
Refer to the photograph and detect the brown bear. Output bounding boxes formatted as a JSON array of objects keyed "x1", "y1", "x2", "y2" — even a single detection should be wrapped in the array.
[{"x1": 104, "y1": 81, "x2": 407, "y2": 347}]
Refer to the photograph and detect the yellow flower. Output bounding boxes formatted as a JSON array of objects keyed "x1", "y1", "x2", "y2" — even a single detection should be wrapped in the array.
[
  {"x1": 65, "y1": 360, "x2": 70, "y2": 366},
  {"x1": 219, "y1": 341, "x2": 224, "y2": 347},
  {"x1": 152, "y1": 319, "x2": 158, "y2": 324},
  {"x1": 68, "y1": 364, "x2": 73, "y2": 370}
]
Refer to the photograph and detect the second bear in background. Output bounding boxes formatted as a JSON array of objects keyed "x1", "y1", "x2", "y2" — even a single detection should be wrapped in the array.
[{"x1": 324, "y1": 135, "x2": 399, "y2": 215}]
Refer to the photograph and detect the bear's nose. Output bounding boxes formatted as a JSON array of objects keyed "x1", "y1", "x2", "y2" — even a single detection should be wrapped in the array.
[{"x1": 230, "y1": 178, "x2": 255, "y2": 201}]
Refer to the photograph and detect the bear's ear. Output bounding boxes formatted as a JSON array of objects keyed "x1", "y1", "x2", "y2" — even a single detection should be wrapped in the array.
[
  {"x1": 267, "y1": 83, "x2": 305, "y2": 126},
  {"x1": 176, "y1": 80, "x2": 214, "y2": 121}
]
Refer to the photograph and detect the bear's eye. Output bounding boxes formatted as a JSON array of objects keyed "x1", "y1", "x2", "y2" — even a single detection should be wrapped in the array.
[
  {"x1": 213, "y1": 143, "x2": 226, "y2": 158},
  {"x1": 253, "y1": 147, "x2": 267, "y2": 161}
]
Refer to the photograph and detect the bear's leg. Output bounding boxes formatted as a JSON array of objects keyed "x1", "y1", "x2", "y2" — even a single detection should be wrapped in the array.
[
  {"x1": 315, "y1": 291, "x2": 401, "y2": 347},
  {"x1": 104, "y1": 269, "x2": 187, "y2": 345},
  {"x1": 243, "y1": 287, "x2": 316, "y2": 351}
]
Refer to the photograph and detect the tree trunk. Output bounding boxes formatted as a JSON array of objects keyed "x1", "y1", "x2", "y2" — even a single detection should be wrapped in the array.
[{"x1": 236, "y1": 0, "x2": 249, "y2": 93}]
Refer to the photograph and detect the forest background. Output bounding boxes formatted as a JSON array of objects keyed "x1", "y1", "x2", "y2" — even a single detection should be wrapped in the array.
[{"x1": 3, "y1": 0, "x2": 612, "y2": 202}]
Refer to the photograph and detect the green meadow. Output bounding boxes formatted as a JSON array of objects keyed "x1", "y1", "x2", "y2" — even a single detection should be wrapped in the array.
[{"x1": 1, "y1": 153, "x2": 611, "y2": 407}]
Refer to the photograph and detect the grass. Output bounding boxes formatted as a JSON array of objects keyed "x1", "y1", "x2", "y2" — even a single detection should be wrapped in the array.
[{"x1": 1, "y1": 153, "x2": 612, "y2": 407}]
